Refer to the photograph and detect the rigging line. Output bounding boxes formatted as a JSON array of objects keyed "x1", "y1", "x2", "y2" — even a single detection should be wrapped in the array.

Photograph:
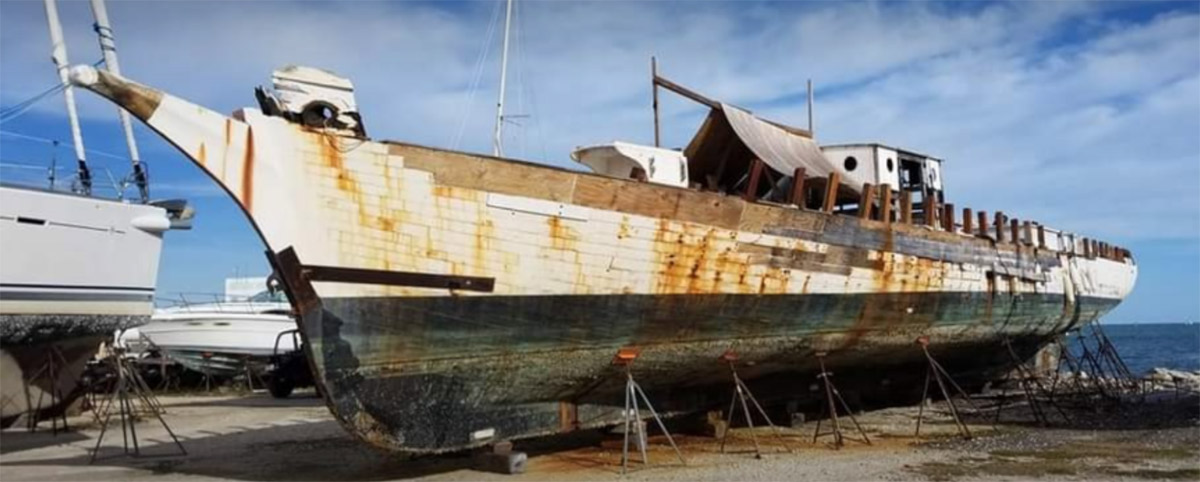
[
  {"x1": 449, "y1": 0, "x2": 505, "y2": 151},
  {"x1": 0, "y1": 58, "x2": 106, "y2": 123},
  {"x1": 513, "y1": 1, "x2": 548, "y2": 163},
  {"x1": 512, "y1": 0, "x2": 525, "y2": 160},
  {"x1": 0, "y1": 129, "x2": 132, "y2": 162}
]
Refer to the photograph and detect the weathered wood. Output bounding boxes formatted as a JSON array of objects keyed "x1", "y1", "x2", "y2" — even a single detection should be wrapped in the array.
[
  {"x1": 790, "y1": 167, "x2": 806, "y2": 207},
  {"x1": 822, "y1": 172, "x2": 840, "y2": 213},
  {"x1": 942, "y1": 203, "x2": 956, "y2": 232},
  {"x1": 652, "y1": 57, "x2": 660, "y2": 148},
  {"x1": 924, "y1": 196, "x2": 937, "y2": 228},
  {"x1": 1010, "y1": 219, "x2": 1020, "y2": 245},
  {"x1": 900, "y1": 191, "x2": 913, "y2": 224},
  {"x1": 962, "y1": 208, "x2": 973, "y2": 234},
  {"x1": 994, "y1": 211, "x2": 1005, "y2": 242},
  {"x1": 1037, "y1": 224, "x2": 1047, "y2": 249},
  {"x1": 859, "y1": 183, "x2": 876, "y2": 220},
  {"x1": 1023, "y1": 221, "x2": 1033, "y2": 247},
  {"x1": 879, "y1": 187, "x2": 893, "y2": 224},
  {"x1": 977, "y1": 211, "x2": 988, "y2": 237},
  {"x1": 744, "y1": 159, "x2": 764, "y2": 201}
]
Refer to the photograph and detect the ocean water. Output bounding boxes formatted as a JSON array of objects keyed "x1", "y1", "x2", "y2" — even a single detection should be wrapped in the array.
[{"x1": 1070, "y1": 323, "x2": 1200, "y2": 376}]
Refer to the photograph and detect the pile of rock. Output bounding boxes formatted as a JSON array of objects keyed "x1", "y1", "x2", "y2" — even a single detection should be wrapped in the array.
[{"x1": 1143, "y1": 368, "x2": 1200, "y2": 394}]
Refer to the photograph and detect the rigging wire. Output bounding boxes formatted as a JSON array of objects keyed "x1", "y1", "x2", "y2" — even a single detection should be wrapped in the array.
[
  {"x1": 0, "y1": 129, "x2": 133, "y2": 162},
  {"x1": 449, "y1": 0, "x2": 505, "y2": 151},
  {"x1": 512, "y1": 0, "x2": 548, "y2": 162},
  {"x1": 0, "y1": 58, "x2": 106, "y2": 124}
]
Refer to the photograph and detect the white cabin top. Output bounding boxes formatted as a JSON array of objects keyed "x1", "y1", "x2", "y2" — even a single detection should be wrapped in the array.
[
  {"x1": 821, "y1": 143, "x2": 944, "y2": 194},
  {"x1": 571, "y1": 142, "x2": 689, "y2": 188}
]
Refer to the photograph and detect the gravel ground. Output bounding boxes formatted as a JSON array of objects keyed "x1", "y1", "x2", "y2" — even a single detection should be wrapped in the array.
[{"x1": 1, "y1": 389, "x2": 1196, "y2": 481}]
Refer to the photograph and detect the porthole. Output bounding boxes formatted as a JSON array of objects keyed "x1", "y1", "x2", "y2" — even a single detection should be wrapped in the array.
[
  {"x1": 886, "y1": 158, "x2": 894, "y2": 172},
  {"x1": 843, "y1": 156, "x2": 858, "y2": 171}
]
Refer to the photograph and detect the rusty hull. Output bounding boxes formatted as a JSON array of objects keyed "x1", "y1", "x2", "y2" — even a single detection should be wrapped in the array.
[{"x1": 72, "y1": 68, "x2": 1137, "y2": 454}]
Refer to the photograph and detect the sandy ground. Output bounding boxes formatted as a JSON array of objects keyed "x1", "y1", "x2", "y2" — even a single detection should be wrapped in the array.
[{"x1": 1, "y1": 388, "x2": 1197, "y2": 482}]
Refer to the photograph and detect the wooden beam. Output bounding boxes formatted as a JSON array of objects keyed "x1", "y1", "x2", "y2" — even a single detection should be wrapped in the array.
[
  {"x1": 942, "y1": 203, "x2": 956, "y2": 232},
  {"x1": 924, "y1": 195, "x2": 937, "y2": 227},
  {"x1": 743, "y1": 158, "x2": 764, "y2": 202},
  {"x1": 822, "y1": 172, "x2": 840, "y2": 213},
  {"x1": 994, "y1": 211, "x2": 1005, "y2": 242},
  {"x1": 859, "y1": 183, "x2": 875, "y2": 220},
  {"x1": 977, "y1": 211, "x2": 988, "y2": 237},
  {"x1": 962, "y1": 207, "x2": 973, "y2": 234},
  {"x1": 1010, "y1": 219, "x2": 1021, "y2": 245},
  {"x1": 653, "y1": 74, "x2": 719, "y2": 109},
  {"x1": 652, "y1": 57, "x2": 660, "y2": 148},
  {"x1": 880, "y1": 187, "x2": 893, "y2": 224},
  {"x1": 789, "y1": 167, "x2": 806, "y2": 207},
  {"x1": 1023, "y1": 221, "x2": 1033, "y2": 246},
  {"x1": 1037, "y1": 224, "x2": 1047, "y2": 249},
  {"x1": 900, "y1": 190, "x2": 913, "y2": 224}
]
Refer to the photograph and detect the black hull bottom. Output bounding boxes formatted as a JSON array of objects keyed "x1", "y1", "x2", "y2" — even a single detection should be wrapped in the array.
[{"x1": 291, "y1": 291, "x2": 1121, "y2": 453}]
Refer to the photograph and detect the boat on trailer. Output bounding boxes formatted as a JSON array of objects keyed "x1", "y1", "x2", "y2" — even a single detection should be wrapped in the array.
[{"x1": 69, "y1": 61, "x2": 1135, "y2": 454}]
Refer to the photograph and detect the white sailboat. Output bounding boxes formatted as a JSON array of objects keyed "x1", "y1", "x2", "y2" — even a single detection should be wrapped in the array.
[{"x1": 0, "y1": 0, "x2": 190, "y2": 427}]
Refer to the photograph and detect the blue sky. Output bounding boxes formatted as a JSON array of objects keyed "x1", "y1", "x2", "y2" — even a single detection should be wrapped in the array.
[{"x1": 1, "y1": 1, "x2": 1196, "y2": 323}]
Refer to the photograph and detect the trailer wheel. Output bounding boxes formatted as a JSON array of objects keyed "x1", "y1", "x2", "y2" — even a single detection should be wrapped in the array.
[{"x1": 267, "y1": 375, "x2": 295, "y2": 399}]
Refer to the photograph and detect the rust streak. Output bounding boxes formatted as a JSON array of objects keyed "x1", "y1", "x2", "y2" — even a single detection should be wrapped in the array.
[{"x1": 241, "y1": 127, "x2": 255, "y2": 211}]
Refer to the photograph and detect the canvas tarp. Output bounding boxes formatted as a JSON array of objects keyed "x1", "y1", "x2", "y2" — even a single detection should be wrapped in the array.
[{"x1": 721, "y1": 103, "x2": 837, "y2": 178}]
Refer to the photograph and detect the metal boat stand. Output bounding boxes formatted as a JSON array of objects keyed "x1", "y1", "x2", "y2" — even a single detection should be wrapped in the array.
[
  {"x1": 717, "y1": 350, "x2": 792, "y2": 458},
  {"x1": 810, "y1": 352, "x2": 871, "y2": 449},
  {"x1": 991, "y1": 337, "x2": 1070, "y2": 427},
  {"x1": 89, "y1": 349, "x2": 186, "y2": 463},
  {"x1": 22, "y1": 345, "x2": 71, "y2": 434},
  {"x1": 914, "y1": 336, "x2": 978, "y2": 440},
  {"x1": 612, "y1": 347, "x2": 685, "y2": 474}
]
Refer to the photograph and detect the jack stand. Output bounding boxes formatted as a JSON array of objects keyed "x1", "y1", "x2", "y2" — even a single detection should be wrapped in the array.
[
  {"x1": 473, "y1": 441, "x2": 527, "y2": 475},
  {"x1": 992, "y1": 338, "x2": 1070, "y2": 427},
  {"x1": 89, "y1": 348, "x2": 186, "y2": 463},
  {"x1": 23, "y1": 346, "x2": 71, "y2": 434},
  {"x1": 914, "y1": 336, "x2": 977, "y2": 440},
  {"x1": 717, "y1": 350, "x2": 792, "y2": 458},
  {"x1": 613, "y1": 347, "x2": 685, "y2": 475},
  {"x1": 811, "y1": 352, "x2": 871, "y2": 449},
  {"x1": 200, "y1": 352, "x2": 215, "y2": 392}
]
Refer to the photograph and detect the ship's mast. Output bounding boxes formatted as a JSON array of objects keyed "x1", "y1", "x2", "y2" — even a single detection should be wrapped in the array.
[
  {"x1": 491, "y1": 0, "x2": 513, "y2": 157},
  {"x1": 42, "y1": 0, "x2": 92, "y2": 195},
  {"x1": 90, "y1": 0, "x2": 148, "y2": 202}
]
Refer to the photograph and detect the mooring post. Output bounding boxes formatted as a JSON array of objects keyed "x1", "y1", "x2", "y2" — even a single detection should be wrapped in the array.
[
  {"x1": 994, "y1": 211, "x2": 1005, "y2": 242},
  {"x1": 790, "y1": 167, "x2": 806, "y2": 207},
  {"x1": 924, "y1": 196, "x2": 937, "y2": 228},
  {"x1": 880, "y1": 186, "x2": 893, "y2": 224},
  {"x1": 900, "y1": 191, "x2": 913, "y2": 224},
  {"x1": 822, "y1": 172, "x2": 840, "y2": 213},
  {"x1": 1037, "y1": 224, "x2": 1047, "y2": 249},
  {"x1": 744, "y1": 159, "x2": 764, "y2": 202},
  {"x1": 977, "y1": 211, "x2": 988, "y2": 237},
  {"x1": 962, "y1": 208, "x2": 973, "y2": 234},
  {"x1": 942, "y1": 203, "x2": 956, "y2": 232},
  {"x1": 1010, "y1": 219, "x2": 1021, "y2": 246},
  {"x1": 859, "y1": 183, "x2": 875, "y2": 220}
]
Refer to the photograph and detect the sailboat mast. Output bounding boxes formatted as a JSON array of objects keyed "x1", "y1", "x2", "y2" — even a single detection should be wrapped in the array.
[
  {"x1": 492, "y1": 0, "x2": 513, "y2": 157},
  {"x1": 42, "y1": 0, "x2": 92, "y2": 195},
  {"x1": 90, "y1": 0, "x2": 148, "y2": 202}
]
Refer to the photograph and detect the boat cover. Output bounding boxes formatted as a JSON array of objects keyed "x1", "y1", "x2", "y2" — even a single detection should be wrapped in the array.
[{"x1": 721, "y1": 103, "x2": 836, "y2": 178}]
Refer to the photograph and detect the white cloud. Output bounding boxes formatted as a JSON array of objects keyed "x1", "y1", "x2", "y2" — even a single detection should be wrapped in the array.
[{"x1": 1, "y1": 1, "x2": 1196, "y2": 245}]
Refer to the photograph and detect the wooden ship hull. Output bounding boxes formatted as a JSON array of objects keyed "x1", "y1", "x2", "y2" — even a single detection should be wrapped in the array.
[{"x1": 72, "y1": 67, "x2": 1136, "y2": 454}]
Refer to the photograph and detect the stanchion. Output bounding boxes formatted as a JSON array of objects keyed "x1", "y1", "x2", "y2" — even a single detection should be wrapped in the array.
[
  {"x1": 811, "y1": 352, "x2": 871, "y2": 449},
  {"x1": 991, "y1": 337, "x2": 1070, "y2": 426},
  {"x1": 716, "y1": 350, "x2": 791, "y2": 458},
  {"x1": 23, "y1": 346, "x2": 71, "y2": 434},
  {"x1": 612, "y1": 347, "x2": 685, "y2": 475},
  {"x1": 89, "y1": 348, "x2": 186, "y2": 463},
  {"x1": 914, "y1": 336, "x2": 977, "y2": 440}
]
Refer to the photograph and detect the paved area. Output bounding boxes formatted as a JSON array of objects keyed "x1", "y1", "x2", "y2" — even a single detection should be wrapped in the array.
[{"x1": 1, "y1": 390, "x2": 1196, "y2": 481}]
